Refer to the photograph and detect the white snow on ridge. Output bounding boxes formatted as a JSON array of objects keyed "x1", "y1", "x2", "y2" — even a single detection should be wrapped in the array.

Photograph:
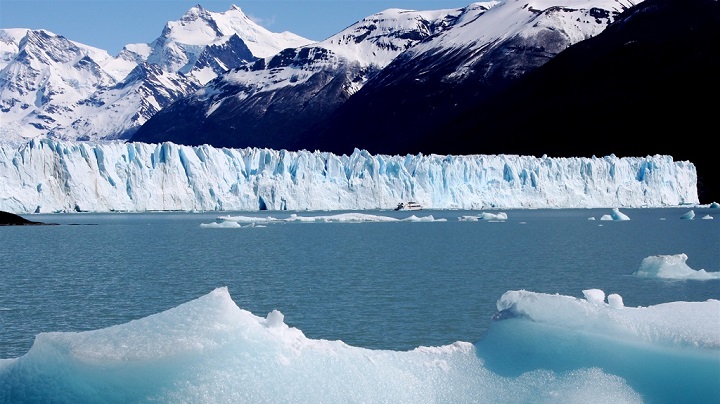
[
  {"x1": 166, "y1": 5, "x2": 311, "y2": 57},
  {"x1": 408, "y1": 0, "x2": 641, "y2": 65},
  {"x1": 147, "y1": 4, "x2": 312, "y2": 74},
  {"x1": 0, "y1": 140, "x2": 698, "y2": 213},
  {"x1": 320, "y1": 7, "x2": 465, "y2": 67}
]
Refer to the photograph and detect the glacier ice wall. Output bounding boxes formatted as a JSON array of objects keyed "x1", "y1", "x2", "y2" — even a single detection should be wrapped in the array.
[{"x1": 0, "y1": 139, "x2": 698, "y2": 213}]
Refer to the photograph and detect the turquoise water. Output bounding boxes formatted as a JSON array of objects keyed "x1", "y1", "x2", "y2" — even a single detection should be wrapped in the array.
[{"x1": 1, "y1": 207, "x2": 718, "y2": 360}]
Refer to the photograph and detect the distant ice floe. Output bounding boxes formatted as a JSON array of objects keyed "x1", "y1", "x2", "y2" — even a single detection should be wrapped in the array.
[
  {"x1": 680, "y1": 209, "x2": 713, "y2": 219},
  {"x1": 458, "y1": 212, "x2": 508, "y2": 221},
  {"x1": 633, "y1": 253, "x2": 720, "y2": 280},
  {"x1": 199, "y1": 221, "x2": 244, "y2": 229},
  {"x1": 202, "y1": 212, "x2": 447, "y2": 227},
  {"x1": 599, "y1": 207, "x2": 630, "y2": 221},
  {"x1": 202, "y1": 212, "x2": 515, "y2": 227}
]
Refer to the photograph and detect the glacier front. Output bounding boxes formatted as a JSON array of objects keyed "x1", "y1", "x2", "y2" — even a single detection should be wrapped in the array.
[{"x1": 0, "y1": 139, "x2": 698, "y2": 213}]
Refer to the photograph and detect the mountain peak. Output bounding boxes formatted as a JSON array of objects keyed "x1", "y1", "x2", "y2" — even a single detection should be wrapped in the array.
[{"x1": 183, "y1": 4, "x2": 208, "y2": 19}]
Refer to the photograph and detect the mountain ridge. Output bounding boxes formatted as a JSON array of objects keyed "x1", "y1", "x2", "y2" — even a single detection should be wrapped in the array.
[{"x1": 0, "y1": 5, "x2": 312, "y2": 143}]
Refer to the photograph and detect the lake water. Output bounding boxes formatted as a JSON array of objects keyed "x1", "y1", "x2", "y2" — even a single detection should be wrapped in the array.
[{"x1": 2, "y1": 207, "x2": 718, "y2": 361}]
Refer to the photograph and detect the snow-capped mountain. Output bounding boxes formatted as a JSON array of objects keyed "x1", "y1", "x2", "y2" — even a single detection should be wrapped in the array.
[
  {"x1": 0, "y1": 29, "x2": 123, "y2": 142},
  {"x1": 131, "y1": 7, "x2": 466, "y2": 148},
  {"x1": 0, "y1": 5, "x2": 312, "y2": 143},
  {"x1": 132, "y1": 0, "x2": 642, "y2": 151},
  {"x1": 0, "y1": 139, "x2": 698, "y2": 213}
]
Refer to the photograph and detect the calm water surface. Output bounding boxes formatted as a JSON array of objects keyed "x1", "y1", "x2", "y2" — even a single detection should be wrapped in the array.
[{"x1": 1, "y1": 208, "x2": 718, "y2": 358}]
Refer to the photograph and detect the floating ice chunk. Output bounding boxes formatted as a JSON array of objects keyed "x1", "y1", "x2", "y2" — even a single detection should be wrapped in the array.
[
  {"x1": 599, "y1": 208, "x2": 630, "y2": 221},
  {"x1": 709, "y1": 202, "x2": 719, "y2": 208},
  {"x1": 680, "y1": 210, "x2": 695, "y2": 220},
  {"x1": 610, "y1": 208, "x2": 630, "y2": 220},
  {"x1": 217, "y1": 215, "x2": 280, "y2": 223},
  {"x1": 587, "y1": 217, "x2": 596, "y2": 220},
  {"x1": 633, "y1": 253, "x2": 720, "y2": 280},
  {"x1": 458, "y1": 215, "x2": 480, "y2": 221},
  {"x1": 701, "y1": 215, "x2": 713, "y2": 220},
  {"x1": 200, "y1": 221, "x2": 243, "y2": 228},
  {"x1": 582, "y1": 289, "x2": 605, "y2": 305},
  {"x1": 458, "y1": 212, "x2": 507, "y2": 221},
  {"x1": 402, "y1": 215, "x2": 446, "y2": 222}
]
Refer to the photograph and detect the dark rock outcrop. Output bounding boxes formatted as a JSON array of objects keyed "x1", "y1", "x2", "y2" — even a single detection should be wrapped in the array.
[{"x1": 0, "y1": 211, "x2": 56, "y2": 226}]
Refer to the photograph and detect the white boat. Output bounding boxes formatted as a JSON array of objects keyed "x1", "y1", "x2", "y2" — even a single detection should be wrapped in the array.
[{"x1": 394, "y1": 201, "x2": 422, "y2": 211}]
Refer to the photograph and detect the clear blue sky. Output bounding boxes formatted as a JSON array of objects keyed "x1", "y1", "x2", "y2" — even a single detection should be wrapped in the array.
[{"x1": 1, "y1": 0, "x2": 474, "y2": 54}]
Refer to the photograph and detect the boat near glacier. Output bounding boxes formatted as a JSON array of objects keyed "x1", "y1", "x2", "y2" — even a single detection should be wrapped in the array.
[{"x1": 394, "y1": 202, "x2": 422, "y2": 211}]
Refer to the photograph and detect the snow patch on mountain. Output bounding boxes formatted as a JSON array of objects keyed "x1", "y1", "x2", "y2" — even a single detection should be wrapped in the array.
[
  {"x1": 407, "y1": 0, "x2": 641, "y2": 80},
  {"x1": 321, "y1": 7, "x2": 465, "y2": 67}
]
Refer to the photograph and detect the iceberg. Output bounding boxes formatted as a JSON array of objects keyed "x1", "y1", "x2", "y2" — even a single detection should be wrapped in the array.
[
  {"x1": 599, "y1": 207, "x2": 631, "y2": 221},
  {"x1": 1, "y1": 287, "x2": 716, "y2": 403},
  {"x1": 0, "y1": 139, "x2": 699, "y2": 213}
]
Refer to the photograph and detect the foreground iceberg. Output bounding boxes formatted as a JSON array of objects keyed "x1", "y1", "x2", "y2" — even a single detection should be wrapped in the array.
[
  {"x1": 1, "y1": 288, "x2": 717, "y2": 403},
  {"x1": 0, "y1": 139, "x2": 698, "y2": 213}
]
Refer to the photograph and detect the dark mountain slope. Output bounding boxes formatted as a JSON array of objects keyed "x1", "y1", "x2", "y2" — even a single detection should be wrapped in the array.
[
  {"x1": 132, "y1": 51, "x2": 365, "y2": 149},
  {"x1": 434, "y1": 0, "x2": 720, "y2": 203},
  {"x1": 305, "y1": 4, "x2": 603, "y2": 156}
]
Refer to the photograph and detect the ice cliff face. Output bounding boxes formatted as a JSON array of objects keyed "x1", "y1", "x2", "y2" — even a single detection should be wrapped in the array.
[{"x1": 0, "y1": 140, "x2": 698, "y2": 213}]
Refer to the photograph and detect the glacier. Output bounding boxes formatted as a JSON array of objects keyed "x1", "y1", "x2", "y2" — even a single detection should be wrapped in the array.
[{"x1": 0, "y1": 139, "x2": 698, "y2": 214}]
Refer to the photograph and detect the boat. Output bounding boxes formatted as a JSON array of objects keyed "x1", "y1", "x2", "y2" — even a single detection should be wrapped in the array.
[{"x1": 394, "y1": 201, "x2": 422, "y2": 211}]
